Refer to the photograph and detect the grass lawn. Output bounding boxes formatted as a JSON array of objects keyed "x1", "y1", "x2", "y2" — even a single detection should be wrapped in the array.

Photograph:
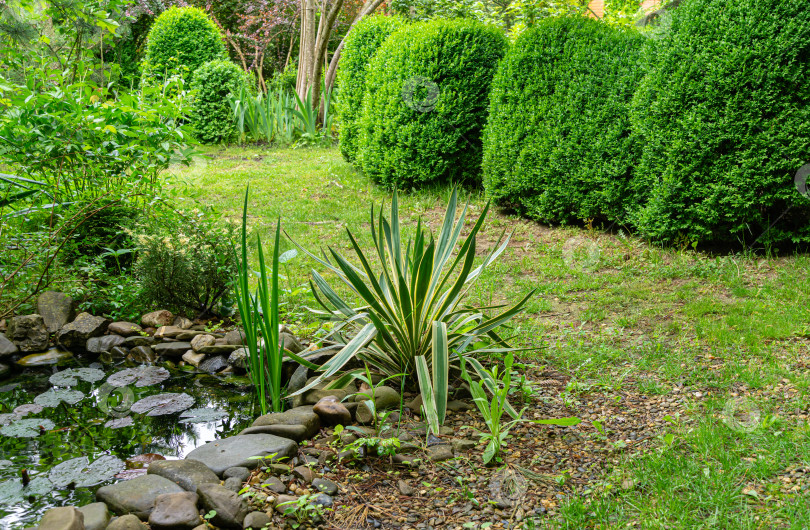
[{"x1": 171, "y1": 145, "x2": 810, "y2": 529}]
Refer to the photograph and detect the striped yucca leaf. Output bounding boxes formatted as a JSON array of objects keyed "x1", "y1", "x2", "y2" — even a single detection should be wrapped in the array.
[{"x1": 287, "y1": 188, "x2": 534, "y2": 422}]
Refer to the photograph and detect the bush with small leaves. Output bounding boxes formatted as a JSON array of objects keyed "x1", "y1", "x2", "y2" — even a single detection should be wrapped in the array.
[{"x1": 190, "y1": 59, "x2": 248, "y2": 144}]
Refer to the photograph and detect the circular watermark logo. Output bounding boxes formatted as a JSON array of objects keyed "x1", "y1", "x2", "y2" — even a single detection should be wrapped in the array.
[
  {"x1": 721, "y1": 397, "x2": 761, "y2": 433},
  {"x1": 795, "y1": 163, "x2": 810, "y2": 198},
  {"x1": 488, "y1": 467, "x2": 528, "y2": 507},
  {"x1": 562, "y1": 236, "x2": 602, "y2": 272},
  {"x1": 97, "y1": 383, "x2": 134, "y2": 419},
  {"x1": 402, "y1": 76, "x2": 440, "y2": 113}
]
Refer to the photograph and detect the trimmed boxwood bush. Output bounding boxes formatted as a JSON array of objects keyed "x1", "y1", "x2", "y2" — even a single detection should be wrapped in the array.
[
  {"x1": 142, "y1": 6, "x2": 226, "y2": 82},
  {"x1": 190, "y1": 60, "x2": 248, "y2": 144},
  {"x1": 629, "y1": 0, "x2": 810, "y2": 246},
  {"x1": 357, "y1": 19, "x2": 508, "y2": 189},
  {"x1": 482, "y1": 17, "x2": 646, "y2": 225},
  {"x1": 336, "y1": 15, "x2": 406, "y2": 163}
]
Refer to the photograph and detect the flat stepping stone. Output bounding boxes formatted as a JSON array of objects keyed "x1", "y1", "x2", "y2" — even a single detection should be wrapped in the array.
[
  {"x1": 96, "y1": 474, "x2": 185, "y2": 519},
  {"x1": 185, "y1": 434, "x2": 297, "y2": 476},
  {"x1": 147, "y1": 459, "x2": 219, "y2": 492}
]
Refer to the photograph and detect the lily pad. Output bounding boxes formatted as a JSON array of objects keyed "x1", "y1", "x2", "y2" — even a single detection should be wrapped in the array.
[
  {"x1": 0, "y1": 479, "x2": 46, "y2": 505},
  {"x1": 48, "y1": 455, "x2": 125, "y2": 488},
  {"x1": 104, "y1": 416, "x2": 134, "y2": 429},
  {"x1": 178, "y1": 408, "x2": 229, "y2": 424},
  {"x1": 0, "y1": 418, "x2": 56, "y2": 438},
  {"x1": 49, "y1": 368, "x2": 105, "y2": 387},
  {"x1": 13, "y1": 404, "x2": 44, "y2": 417},
  {"x1": 0, "y1": 413, "x2": 17, "y2": 425},
  {"x1": 33, "y1": 389, "x2": 85, "y2": 408},
  {"x1": 107, "y1": 366, "x2": 170, "y2": 388},
  {"x1": 130, "y1": 393, "x2": 194, "y2": 416}
]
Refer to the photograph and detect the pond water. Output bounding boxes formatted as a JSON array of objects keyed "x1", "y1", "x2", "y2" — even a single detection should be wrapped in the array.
[{"x1": 0, "y1": 355, "x2": 258, "y2": 527}]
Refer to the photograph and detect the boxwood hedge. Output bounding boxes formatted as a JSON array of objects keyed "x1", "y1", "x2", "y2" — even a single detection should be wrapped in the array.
[
  {"x1": 190, "y1": 60, "x2": 248, "y2": 144},
  {"x1": 336, "y1": 16, "x2": 406, "y2": 163},
  {"x1": 629, "y1": 0, "x2": 810, "y2": 246},
  {"x1": 357, "y1": 19, "x2": 507, "y2": 189},
  {"x1": 482, "y1": 17, "x2": 646, "y2": 225}
]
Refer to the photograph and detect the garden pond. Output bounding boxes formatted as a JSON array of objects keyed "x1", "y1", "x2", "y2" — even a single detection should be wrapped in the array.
[{"x1": 0, "y1": 354, "x2": 258, "y2": 527}]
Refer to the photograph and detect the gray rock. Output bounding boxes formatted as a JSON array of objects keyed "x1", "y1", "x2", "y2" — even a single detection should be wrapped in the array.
[
  {"x1": 148, "y1": 491, "x2": 200, "y2": 529},
  {"x1": 141, "y1": 311, "x2": 174, "y2": 328},
  {"x1": 451, "y1": 438, "x2": 478, "y2": 453},
  {"x1": 176, "y1": 330, "x2": 205, "y2": 340},
  {"x1": 128, "y1": 345, "x2": 157, "y2": 364},
  {"x1": 173, "y1": 316, "x2": 193, "y2": 330},
  {"x1": 312, "y1": 493, "x2": 333, "y2": 508},
  {"x1": 447, "y1": 399, "x2": 473, "y2": 412},
  {"x1": 186, "y1": 434, "x2": 297, "y2": 476},
  {"x1": 108, "y1": 322, "x2": 142, "y2": 337},
  {"x1": 198, "y1": 354, "x2": 228, "y2": 373},
  {"x1": 224, "y1": 330, "x2": 244, "y2": 346},
  {"x1": 223, "y1": 467, "x2": 251, "y2": 482},
  {"x1": 106, "y1": 514, "x2": 147, "y2": 529},
  {"x1": 147, "y1": 459, "x2": 220, "y2": 492},
  {"x1": 302, "y1": 387, "x2": 351, "y2": 406},
  {"x1": 96, "y1": 474, "x2": 185, "y2": 519},
  {"x1": 397, "y1": 479, "x2": 415, "y2": 496},
  {"x1": 261, "y1": 475, "x2": 285, "y2": 494},
  {"x1": 77, "y1": 502, "x2": 110, "y2": 530},
  {"x1": 279, "y1": 332, "x2": 303, "y2": 354},
  {"x1": 223, "y1": 476, "x2": 243, "y2": 492},
  {"x1": 313, "y1": 396, "x2": 352, "y2": 427},
  {"x1": 123, "y1": 336, "x2": 156, "y2": 348},
  {"x1": 86, "y1": 335, "x2": 125, "y2": 354},
  {"x1": 227, "y1": 348, "x2": 248, "y2": 370},
  {"x1": 355, "y1": 386, "x2": 401, "y2": 423},
  {"x1": 37, "y1": 291, "x2": 74, "y2": 333},
  {"x1": 405, "y1": 394, "x2": 423, "y2": 411},
  {"x1": 181, "y1": 351, "x2": 205, "y2": 367},
  {"x1": 153, "y1": 342, "x2": 192, "y2": 358},
  {"x1": 7, "y1": 314, "x2": 49, "y2": 352},
  {"x1": 287, "y1": 364, "x2": 309, "y2": 395},
  {"x1": 242, "y1": 511, "x2": 271, "y2": 530},
  {"x1": 37, "y1": 506, "x2": 83, "y2": 530},
  {"x1": 198, "y1": 344, "x2": 239, "y2": 355},
  {"x1": 15, "y1": 348, "x2": 72, "y2": 367},
  {"x1": 196, "y1": 483, "x2": 248, "y2": 529},
  {"x1": 252, "y1": 406, "x2": 319, "y2": 440},
  {"x1": 240, "y1": 423, "x2": 310, "y2": 442},
  {"x1": 108, "y1": 346, "x2": 129, "y2": 359},
  {"x1": 274, "y1": 495, "x2": 298, "y2": 515},
  {"x1": 154, "y1": 326, "x2": 186, "y2": 340},
  {"x1": 312, "y1": 478, "x2": 338, "y2": 496},
  {"x1": 0, "y1": 333, "x2": 19, "y2": 358},
  {"x1": 56, "y1": 312, "x2": 109, "y2": 352},
  {"x1": 190, "y1": 334, "x2": 215, "y2": 352}
]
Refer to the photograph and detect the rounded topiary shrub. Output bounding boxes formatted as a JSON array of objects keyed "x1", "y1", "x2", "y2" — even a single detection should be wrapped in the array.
[
  {"x1": 629, "y1": 0, "x2": 810, "y2": 246},
  {"x1": 357, "y1": 19, "x2": 508, "y2": 189},
  {"x1": 142, "y1": 6, "x2": 226, "y2": 82},
  {"x1": 482, "y1": 17, "x2": 646, "y2": 225},
  {"x1": 190, "y1": 60, "x2": 247, "y2": 144},
  {"x1": 336, "y1": 15, "x2": 406, "y2": 164}
]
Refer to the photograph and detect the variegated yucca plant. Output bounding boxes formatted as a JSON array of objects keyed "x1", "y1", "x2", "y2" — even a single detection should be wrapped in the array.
[{"x1": 288, "y1": 189, "x2": 534, "y2": 434}]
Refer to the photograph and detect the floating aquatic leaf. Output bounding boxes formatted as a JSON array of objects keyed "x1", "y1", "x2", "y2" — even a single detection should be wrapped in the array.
[
  {"x1": 33, "y1": 389, "x2": 84, "y2": 408},
  {"x1": 0, "y1": 413, "x2": 17, "y2": 425},
  {"x1": 0, "y1": 481, "x2": 21, "y2": 505},
  {"x1": 130, "y1": 393, "x2": 194, "y2": 416},
  {"x1": 49, "y1": 368, "x2": 105, "y2": 387},
  {"x1": 178, "y1": 408, "x2": 229, "y2": 424},
  {"x1": 13, "y1": 404, "x2": 44, "y2": 417},
  {"x1": 48, "y1": 455, "x2": 125, "y2": 488},
  {"x1": 107, "y1": 366, "x2": 170, "y2": 388},
  {"x1": 0, "y1": 383, "x2": 19, "y2": 393},
  {"x1": 0, "y1": 418, "x2": 55, "y2": 438},
  {"x1": 104, "y1": 416, "x2": 134, "y2": 429},
  {"x1": 126, "y1": 453, "x2": 165, "y2": 469}
]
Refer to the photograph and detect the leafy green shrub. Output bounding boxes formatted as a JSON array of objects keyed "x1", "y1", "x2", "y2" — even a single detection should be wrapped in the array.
[
  {"x1": 482, "y1": 17, "x2": 646, "y2": 225},
  {"x1": 357, "y1": 19, "x2": 507, "y2": 188},
  {"x1": 142, "y1": 6, "x2": 226, "y2": 83},
  {"x1": 191, "y1": 59, "x2": 248, "y2": 144},
  {"x1": 629, "y1": 0, "x2": 810, "y2": 246},
  {"x1": 336, "y1": 15, "x2": 406, "y2": 163},
  {"x1": 62, "y1": 203, "x2": 138, "y2": 268},
  {"x1": 133, "y1": 204, "x2": 237, "y2": 318}
]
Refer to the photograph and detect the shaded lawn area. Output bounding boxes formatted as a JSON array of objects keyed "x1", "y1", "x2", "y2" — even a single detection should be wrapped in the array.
[{"x1": 171, "y1": 146, "x2": 810, "y2": 529}]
